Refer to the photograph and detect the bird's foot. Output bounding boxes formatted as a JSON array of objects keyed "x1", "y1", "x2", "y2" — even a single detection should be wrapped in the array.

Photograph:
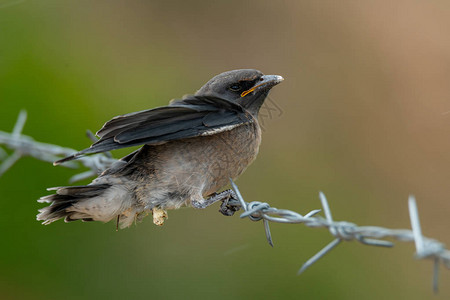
[
  {"x1": 152, "y1": 207, "x2": 168, "y2": 226},
  {"x1": 219, "y1": 192, "x2": 241, "y2": 216},
  {"x1": 191, "y1": 189, "x2": 241, "y2": 216}
]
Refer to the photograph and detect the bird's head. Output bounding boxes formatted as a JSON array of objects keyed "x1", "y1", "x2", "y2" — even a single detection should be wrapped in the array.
[{"x1": 195, "y1": 69, "x2": 284, "y2": 115}]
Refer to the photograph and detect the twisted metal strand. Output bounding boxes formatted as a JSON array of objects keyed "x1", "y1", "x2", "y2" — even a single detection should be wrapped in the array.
[
  {"x1": 228, "y1": 180, "x2": 449, "y2": 292},
  {"x1": 0, "y1": 111, "x2": 116, "y2": 180}
]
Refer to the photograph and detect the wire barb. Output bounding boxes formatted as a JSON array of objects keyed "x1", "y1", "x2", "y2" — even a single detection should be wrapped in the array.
[{"x1": 408, "y1": 196, "x2": 447, "y2": 293}]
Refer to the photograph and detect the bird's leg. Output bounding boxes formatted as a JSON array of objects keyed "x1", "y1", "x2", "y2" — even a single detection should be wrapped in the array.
[
  {"x1": 152, "y1": 207, "x2": 168, "y2": 226},
  {"x1": 191, "y1": 189, "x2": 241, "y2": 216}
]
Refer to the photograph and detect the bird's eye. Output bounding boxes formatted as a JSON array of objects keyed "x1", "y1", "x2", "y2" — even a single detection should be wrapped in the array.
[{"x1": 229, "y1": 84, "x2": 242, "y2": 91}]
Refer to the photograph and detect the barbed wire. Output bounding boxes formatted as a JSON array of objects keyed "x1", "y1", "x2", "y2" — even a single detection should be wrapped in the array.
[
  {"x1": 0, "y1": 110, "x2": 117, "y2": 182},
  {"x1": 227, "y1": 182, "x2": 450, "y2": 293},
  {"x1": 1, "y1": 111, "x2": 449, "y2": 292}
]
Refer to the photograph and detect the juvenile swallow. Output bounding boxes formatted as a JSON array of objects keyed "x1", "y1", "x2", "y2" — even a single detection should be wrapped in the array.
[{"x1": 37, "y1": 69, "x2": 283, "y2": 228}]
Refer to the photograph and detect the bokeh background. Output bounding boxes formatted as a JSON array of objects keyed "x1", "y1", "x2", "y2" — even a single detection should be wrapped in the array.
[{"x1": 1, "y1": 0, "x2": 450, "y2": 299}]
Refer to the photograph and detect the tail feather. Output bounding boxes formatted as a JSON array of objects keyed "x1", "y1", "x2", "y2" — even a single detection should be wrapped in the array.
[
  {"x1": 47, "y1": 184, "x2": 111, "y2": 196},
  {"x1": 37, "y1": 184, "x2": 111, "y2": 225}
]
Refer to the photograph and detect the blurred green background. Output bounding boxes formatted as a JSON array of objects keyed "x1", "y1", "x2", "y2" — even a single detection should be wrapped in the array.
[{"x1": 1, "y1": 0, "x2": 450, "y2": 299}]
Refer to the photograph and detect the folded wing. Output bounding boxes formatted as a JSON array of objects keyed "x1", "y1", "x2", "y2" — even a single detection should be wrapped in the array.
[{"x1": 54, "y1": 96, "x2": 252, "y2": 164}]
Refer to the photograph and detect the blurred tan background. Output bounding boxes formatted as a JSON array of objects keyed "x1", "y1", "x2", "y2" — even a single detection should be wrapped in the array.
[{"x1": 1, "y1": 0, "x2": 450, "y2": 299}]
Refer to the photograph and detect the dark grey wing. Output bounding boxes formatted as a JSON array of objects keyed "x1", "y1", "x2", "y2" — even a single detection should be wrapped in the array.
[{"x1": 54, "y1": 96, "x2": 252, "y2": 165}]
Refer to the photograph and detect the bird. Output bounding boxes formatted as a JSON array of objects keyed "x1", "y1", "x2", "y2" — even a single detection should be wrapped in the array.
[{"x1": 37, "y1": 69, "x2": 284, "y2": 229}]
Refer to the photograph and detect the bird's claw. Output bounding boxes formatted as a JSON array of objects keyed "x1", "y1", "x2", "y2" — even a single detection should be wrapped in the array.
[{"x1": 219, "y1": 196, "x2": 240, "y2": 216}]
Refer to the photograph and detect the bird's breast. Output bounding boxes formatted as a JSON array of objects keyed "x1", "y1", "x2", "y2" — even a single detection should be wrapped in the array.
[
  {"x1": 199, "y1": 120, "x2": 262, "y2": 194},
  {"x1": 157, "y1": 120, "x2": 261, "y2": 194}
]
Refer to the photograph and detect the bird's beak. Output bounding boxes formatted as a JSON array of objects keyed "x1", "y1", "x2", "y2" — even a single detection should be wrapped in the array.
[{"x1": 241, "y1": 75, "x2": 284, "y2": 97}]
